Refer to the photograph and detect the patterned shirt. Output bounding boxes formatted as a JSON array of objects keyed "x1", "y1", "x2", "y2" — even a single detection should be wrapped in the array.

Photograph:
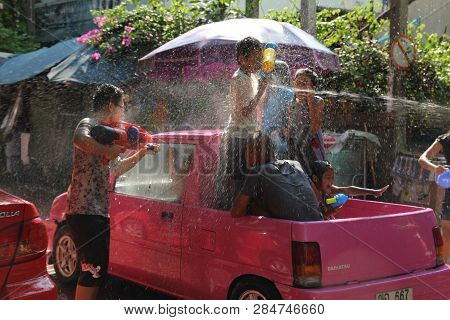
[{"x1": 66, "y1": 118, "x2": 119, "y2": 218}]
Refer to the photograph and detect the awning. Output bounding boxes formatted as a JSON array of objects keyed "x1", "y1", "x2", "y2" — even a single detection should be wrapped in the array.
[
  {"x1": 47, "y1": 46, "x2": 137, "y2": 84},
  {"x1": 0, "y1": 52, "x2": 15, "y2": 65},
  {"x1": 0, "y1": 39, "x2": 81, "y2": 84}
]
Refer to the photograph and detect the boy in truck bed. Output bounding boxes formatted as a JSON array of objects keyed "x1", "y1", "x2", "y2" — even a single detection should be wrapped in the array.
[
  {"x1": 231, "y1": 132, "x2": 322, "y2": 221},
  {"x1": 217, "y1": 37, "x2": 270, "y2": 210}
]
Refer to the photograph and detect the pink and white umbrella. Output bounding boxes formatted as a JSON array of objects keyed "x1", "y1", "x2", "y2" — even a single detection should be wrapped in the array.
[{"x1": 138, "y1": 18, "x2": 340, "y2": 81}]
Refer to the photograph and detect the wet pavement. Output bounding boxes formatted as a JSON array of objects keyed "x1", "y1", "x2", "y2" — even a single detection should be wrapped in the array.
[
  {"x1": 1, "y1": 174, "x2": 172, "y2": 300},
  {"x1": 47, "y1": 263, "x2": 172, "y2": 300}
]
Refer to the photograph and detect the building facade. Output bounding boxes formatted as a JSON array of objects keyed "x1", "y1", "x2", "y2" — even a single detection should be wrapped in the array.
[
  {"x1": 408, "y1": 0, "x2": 449, "y2": 35},
  {"x1": 34, "y1": 0, "x2": 120, "y2": 44}
]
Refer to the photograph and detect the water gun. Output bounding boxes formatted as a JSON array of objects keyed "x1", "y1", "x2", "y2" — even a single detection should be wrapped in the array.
[
  {"x1": 436, "y1": 169, "x2": 450, "y2": 189},
  {"x1": 325, "y1": 194, "x2": 348, "y2": 208},
  {"x1": 262, "y1": 42, "x2": 278, "y2": 73},
  {"x1": 90, "y1": 121, "x2": 154, "y2": 164}
]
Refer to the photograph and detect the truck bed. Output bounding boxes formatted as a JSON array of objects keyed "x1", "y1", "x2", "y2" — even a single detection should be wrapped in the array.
[{"x1": 292, "y1": 199, "x2": 439, "y2": 287}]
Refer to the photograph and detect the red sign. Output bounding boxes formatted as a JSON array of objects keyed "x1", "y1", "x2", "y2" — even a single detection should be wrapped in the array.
[{"x1": 390, "y1": 35, "x2": 416, "y2": 70}]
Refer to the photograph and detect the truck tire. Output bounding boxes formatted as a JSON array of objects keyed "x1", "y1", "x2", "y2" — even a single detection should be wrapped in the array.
[
  {"x1": 52, "y1": 224, "x2": 80, "y2": 284},
  {"x1": 230, "y1": 277, "x2": 281, "y2": 300}
]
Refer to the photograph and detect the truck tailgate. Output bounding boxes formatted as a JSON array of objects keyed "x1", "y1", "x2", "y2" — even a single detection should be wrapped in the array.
[{"x1": 292, "y1": 200, "x2": 439, "y2": 287}]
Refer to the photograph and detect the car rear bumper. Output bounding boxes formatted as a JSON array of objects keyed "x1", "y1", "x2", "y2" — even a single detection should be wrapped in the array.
[
  {"x1": 2, "y1": 274, "x2": 57, "y2": 300},
  {"x1": 276, "y1": 264, "x2": 450, "y2": 300}
]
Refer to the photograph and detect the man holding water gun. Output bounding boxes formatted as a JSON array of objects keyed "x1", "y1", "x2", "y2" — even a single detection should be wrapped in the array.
[{"x1": 66, "y1": 84, "x2": 159, "y2": 300}]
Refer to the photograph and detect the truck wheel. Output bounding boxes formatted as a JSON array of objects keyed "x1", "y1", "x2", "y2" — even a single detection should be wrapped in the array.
[
  {"x1": 53, "y1": 224, "x2": 80, "y2": 284},
  {"x1": 230, "y1": 277, "x2": 281, "y2": 300}
]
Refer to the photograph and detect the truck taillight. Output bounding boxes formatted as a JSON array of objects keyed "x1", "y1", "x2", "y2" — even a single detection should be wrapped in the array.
[
  {"x1": 292, "y1": 242, "x2": 322, "y2": 288},
  {"x1": 0, "y1": 218, "x2": 47, "y2": 266},
  {"x1": 432, "y1": 226, "x2": 445, "y2": 267}
]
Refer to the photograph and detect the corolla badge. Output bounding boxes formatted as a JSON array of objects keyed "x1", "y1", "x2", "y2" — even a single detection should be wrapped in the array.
[
  {"x1": 328, "y1": 264, "x2": 351, "y2": 272},
  {"x1": 0, "y1": 211, "x2": 21, "y2": 219}
]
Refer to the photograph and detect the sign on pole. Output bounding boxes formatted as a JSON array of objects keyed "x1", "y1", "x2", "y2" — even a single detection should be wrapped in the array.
[{"x1": 390, "y1": 35, "x2": 416, "y2": 70}]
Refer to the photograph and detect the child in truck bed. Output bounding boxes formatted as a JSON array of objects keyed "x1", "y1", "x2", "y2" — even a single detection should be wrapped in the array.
[
  {"x1": 309, "y1": 160, "x2": 390, "y2": 219},
  {"x1": 216, "y1": 37, "x2": 270, "y2": 210},
  {"x1": 231, "y1": 131, "x2": 322, "y2": 222}
]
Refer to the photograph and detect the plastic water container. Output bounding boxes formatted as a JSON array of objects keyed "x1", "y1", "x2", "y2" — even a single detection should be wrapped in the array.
[
  {"x1": 325, "y1": 194, "x2": 349, "y2": 208},
  {"x1": 262, "y1": 42, "x2": 278, "y2": 73},
  {"x1": 436, "y1": 170, "x2": 450, "y2": 189},
  {"x1": 261, "y1": 85, "x2": 294, "y2": 134},
  {"x1": 266, "y1": 42, "x2": 278, "y2": 50}
]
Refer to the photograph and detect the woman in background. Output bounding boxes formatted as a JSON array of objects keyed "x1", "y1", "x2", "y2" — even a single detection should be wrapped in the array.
[
  {"x1": 288, "y1": 68, "x2": 326, "y2": 176},
  {"x1": 419, "y1": 130, "x2": 450, "y2": 263}
]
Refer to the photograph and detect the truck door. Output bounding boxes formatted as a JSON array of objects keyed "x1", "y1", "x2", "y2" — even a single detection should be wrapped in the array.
[{"x1": 109, "y1": 143, "x2": 195, "y2": 291}]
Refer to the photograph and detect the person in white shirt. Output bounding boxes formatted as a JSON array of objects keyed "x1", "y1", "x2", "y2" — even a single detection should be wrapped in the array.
[{"x1": 217, "y1": 37, "x2": 270, "y2": 209}]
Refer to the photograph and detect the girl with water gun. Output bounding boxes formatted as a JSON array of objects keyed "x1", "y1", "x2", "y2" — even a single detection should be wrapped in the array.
[{"x1": 309, "y1": 160, "x2": 390, "y2": 220}]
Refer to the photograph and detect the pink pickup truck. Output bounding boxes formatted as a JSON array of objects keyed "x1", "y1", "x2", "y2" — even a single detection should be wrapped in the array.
[{"x1": 46, "y1": 130, "x2": 450, "y2": 300}]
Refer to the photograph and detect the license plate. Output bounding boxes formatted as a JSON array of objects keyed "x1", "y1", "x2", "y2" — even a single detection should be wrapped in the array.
[{"x1": 376, "y1": 288, "x2": 413, "y2": 300}]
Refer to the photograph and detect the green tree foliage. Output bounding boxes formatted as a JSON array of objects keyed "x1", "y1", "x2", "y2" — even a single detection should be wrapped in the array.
[
  {"x1": 265, "y1": 3, "x2": 449, "y2": 105},
  {"x1": 79, "y1": 0, "x2": 243, "y2": 60},
  {"x1": 0, "y1": 0, "x2": 40, "y2": 53},
  {"x1": 403, "y1": 25, "x2": 449, "y2": 104},
  {"x1": 80, "y1": 1, "x2": 448, "y2": 105},
  {"x1": 317, "y1": 6, "x2": 390, "y2": 97},
  {"x1": 0, "y1": 23, "x2": 40, "y2": 53},
  {"x1": 0, "y1": 0, "x2": 27, "y2": 31}
]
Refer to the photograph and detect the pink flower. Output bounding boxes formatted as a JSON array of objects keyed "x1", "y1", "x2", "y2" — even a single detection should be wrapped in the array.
[
  {"x1": 107, "y1": 46, "x2": 115, "y2": 53},
  {"x1": 122, "y1": 37, "x2": 132, "y2": 47},
  {"x1": 78, "y1": 28, "x2": 101, "y2": 44},
  {"x1": 87, "y1": 29, "x2": 101, "y2": 37},
  {"x1": 145, "y1": 16, "x2": 151, "y2": 21},
  {"x1": 93, "y1": 16, "x2": 107, "y2": 28},
  {"x1": 167, "y1": 14, "x2": 173, "y2": 22},
  {"x1": 124, "y1": 25, "x2": 134, "y2": 33},
  {"x1": 76, "y1": 35, "x2": 87, "y2": 44},
  {"x1": 90, "y1": 52, "x2": 101, "y2": 61}
]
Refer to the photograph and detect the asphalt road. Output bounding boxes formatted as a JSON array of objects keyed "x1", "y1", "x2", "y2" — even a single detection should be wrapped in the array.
[
  {"x1": 1, "y1": 176, "x2": 172, "y2": 300},
  {"x1": 47, "y1": 264, "x2": 173, "y2": 300}
]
